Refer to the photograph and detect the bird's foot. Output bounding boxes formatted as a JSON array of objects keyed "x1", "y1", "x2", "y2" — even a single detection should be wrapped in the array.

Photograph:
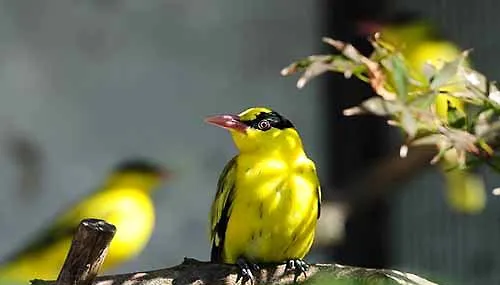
[
  {"x1": 236, "y1": 257, "x2": 260, "y2": 284},
  {"x1": 285, "y1": 259, "x2": 309, "y2": 282}
]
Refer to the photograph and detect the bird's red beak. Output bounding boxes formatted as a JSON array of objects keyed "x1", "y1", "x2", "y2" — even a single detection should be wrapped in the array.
[
  {"x1": 205, "y1": 114, "x2": 248, "y2": 133},
  {"x1": 159, "y1": 168, "x2": 172, "y2": 181},
  {"x1": 355, "y1": 20, "x2": 383, "y2": 37}
]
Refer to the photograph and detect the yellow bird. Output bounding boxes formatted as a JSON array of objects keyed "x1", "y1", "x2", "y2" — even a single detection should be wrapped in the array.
[
  {"x1": 205, "y1": 107, "x2": 321, "y2": 282},
  {"x1": 0, "y1": 159, "x2": 168, "y2": 283},
  {"x1": 357, "y1": 13, "x2": 486, "y2": 214}
]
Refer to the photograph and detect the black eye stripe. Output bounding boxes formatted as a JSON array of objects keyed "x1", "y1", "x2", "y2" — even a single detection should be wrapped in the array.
[{"x1": 240, "y1": 111, "x2": 294, "y2": 130}]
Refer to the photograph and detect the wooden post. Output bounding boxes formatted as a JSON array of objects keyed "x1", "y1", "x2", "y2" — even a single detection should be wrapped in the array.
[{"x1": 55, "y1": 218, "x2": 116, "y2": 285}]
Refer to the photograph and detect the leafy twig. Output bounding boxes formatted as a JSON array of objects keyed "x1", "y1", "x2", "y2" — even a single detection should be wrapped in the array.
[{"x1": 282, "y1": 35, "x2": 500, "y2": 171}]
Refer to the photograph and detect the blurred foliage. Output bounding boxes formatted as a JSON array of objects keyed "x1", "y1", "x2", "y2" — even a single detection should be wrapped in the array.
[
  {"x1": 306, "y1": 276, "x2": 395, "y2": 285},
  {"x1": 300, "y1": 265, "x2": 438, "y2": 285},
  {"x1": 282, "y1": 35, "x2": 500, "y2": 175}
]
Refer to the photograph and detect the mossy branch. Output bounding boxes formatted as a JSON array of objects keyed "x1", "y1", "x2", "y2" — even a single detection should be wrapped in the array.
[
  {"x1": 32, "y1": 257, "x2": 437, "y2": 285},
  {"x1": 21, "y1": 218, "x2": 437, "y2": 285}
]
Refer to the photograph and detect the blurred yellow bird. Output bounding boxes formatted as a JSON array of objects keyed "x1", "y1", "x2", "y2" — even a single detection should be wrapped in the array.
[
  {"x1": 0, "y1": 159, "x2": 168, "y2": 283},
  {"x1": 206, "y1": 107, "x2": 321, "y2": 282},
  {"x1": 357, "y1": 12, "x2": 486, "y2": 214}
]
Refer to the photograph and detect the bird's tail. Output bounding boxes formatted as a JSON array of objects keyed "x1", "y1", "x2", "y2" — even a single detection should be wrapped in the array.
[
  {"x1": 0, "y1": 262, "x2": 27, "y2": 285},
  {"x1": 440, "y1": 164, "x2": 486, "y2": 214}
]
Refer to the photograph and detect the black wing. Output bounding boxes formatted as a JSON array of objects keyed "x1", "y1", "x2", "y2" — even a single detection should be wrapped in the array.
[
  {"x1": 1, "y1": 210, "x2": 82, "y2": 264},
  {"x1": 317, "y1": 184, "x2": 322, "y2": 219},
  {"x1": 0, "y1": 189, "x2": 109, "y2": 264},
  {"x1": 209, "y1": 156, "x2": 238, "y2": 262}
]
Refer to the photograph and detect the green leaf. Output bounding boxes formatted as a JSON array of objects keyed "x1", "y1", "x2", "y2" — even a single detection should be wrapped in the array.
[
  {"x1": 431, "y1": 145, "x2": 453, "y2": 164},
  {"x1": 344, "y1": 97, "x2": 403, "y2": 117},
  {"x1": 430, "y1": 52, "x2": 467, "y2": 90},
  {"x1": 408, "y1": 91, "x2": 439, "y2": 109},
  {"x1": 422, "y1": 62, "x2": 437, "y2": 83},
  {"x1": 297, "y1": 60, "x2": 335, "y2": 88},
  {"x1": 389, "y1": 55, "x2": 409, "y2": 100},
  {"x1": 400, "y1": 109, "x2": 418, "y2": 138},
  {"x1": 440, "y1": 127, "x2": 479, "y2": 154},
  {"x1": 487, "y1": 83, "x2": 500, "y2": 105},
  {"x1": 409, "y1": 134, "x2": 445, "y2": 147},
  {"x1": 447, "y1": 103, "x2": 467, "y2": 129}
]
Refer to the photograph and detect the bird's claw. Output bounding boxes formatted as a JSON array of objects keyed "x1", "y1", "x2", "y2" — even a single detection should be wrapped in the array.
[
  {"x1": 236, "y1": 258, "x2": 260, "y2": 284},
  {"x1": 285, "y1": 259, "x2": 309, "y2": 282}
]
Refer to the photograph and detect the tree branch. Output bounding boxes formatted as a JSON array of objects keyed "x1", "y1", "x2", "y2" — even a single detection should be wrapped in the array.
[
  {"x1": 344, "y1": 145, "x2": 437, "y2": 215},
  {"x1": 55, "y1": 218, "x2": 116, "y2": 285},
  {"x1": 315, "y1": 145, "x2": 437, "y2": 247},
  {"x1": 32, "y1": 258, "x2": 437, "y2": 285}
]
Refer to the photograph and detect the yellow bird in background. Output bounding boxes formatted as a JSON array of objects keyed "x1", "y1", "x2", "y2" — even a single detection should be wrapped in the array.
[
  {"x1": 206, "y1": 107, "x2": 321, "y2": 282},
  {"x1": 0, "y1": 159, "x2": 168, "y2": 283},
  {"x1": 357, "y1": 12, "x2": 486, "y2": 214}
]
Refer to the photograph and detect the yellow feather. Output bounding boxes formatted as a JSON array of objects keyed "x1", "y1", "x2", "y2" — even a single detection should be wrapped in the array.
[
  {"x1": 208, "y1": 107, "x2": 321, "y2": 264},
  {"x1": 0, "y1": 163, "x2": 164, "y2": 283}
]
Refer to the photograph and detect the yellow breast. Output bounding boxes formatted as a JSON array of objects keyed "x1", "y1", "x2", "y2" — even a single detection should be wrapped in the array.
[
  {"x1": 98, "y1": 189, "x2": 156, "y2": 269},
  {"x1": 223, "y1": 154, "x2": 319, "y2": 263}
]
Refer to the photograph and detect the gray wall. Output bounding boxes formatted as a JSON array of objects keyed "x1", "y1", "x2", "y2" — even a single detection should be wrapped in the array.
[{"x1": 0, "y1": 0, "x2": 324, "y2": 274}]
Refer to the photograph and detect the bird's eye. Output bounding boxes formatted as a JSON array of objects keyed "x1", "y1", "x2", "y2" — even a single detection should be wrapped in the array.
[{"x1": 257, "y1": 119, "x2": 271, "y2": 131}]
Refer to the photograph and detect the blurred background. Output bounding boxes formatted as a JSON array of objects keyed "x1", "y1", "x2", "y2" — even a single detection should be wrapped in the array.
[{"x1": 0, "y1": 0, "x2": 498, "y2": 284}]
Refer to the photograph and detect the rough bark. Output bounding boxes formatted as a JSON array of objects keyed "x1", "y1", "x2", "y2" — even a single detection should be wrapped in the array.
[
  {"x1": 55, "y1": 218, "x2": 116, "y2": 285},
  {"x1": 32, "y1": 258, "x2": 437, "y2": 285}
]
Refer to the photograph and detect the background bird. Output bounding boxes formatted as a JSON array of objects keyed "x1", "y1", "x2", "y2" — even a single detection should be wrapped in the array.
[
  {"x1": 206, "y1": 107, "x2": 321, "y2": 282},
  {"x1": 356, "y1": 12, "x2": 486, "y2": 214},
  {"x1": 0, "y1": 158, "x2": 168, "y2": 283}
]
